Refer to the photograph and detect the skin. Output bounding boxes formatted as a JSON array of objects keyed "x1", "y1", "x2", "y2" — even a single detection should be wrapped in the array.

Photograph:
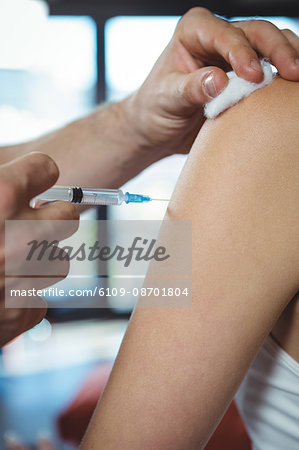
[
  {"x1": 80, "y1": 77, "x2": 299, "y2": 449},
  {"x1": 1, "y1": 8, "x2": 299, "y2": 344}
]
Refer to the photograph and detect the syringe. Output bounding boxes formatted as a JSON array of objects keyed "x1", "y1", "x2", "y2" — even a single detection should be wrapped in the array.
[{"x1": 31, "y1": 186, "x2": 169, "y2": 207}]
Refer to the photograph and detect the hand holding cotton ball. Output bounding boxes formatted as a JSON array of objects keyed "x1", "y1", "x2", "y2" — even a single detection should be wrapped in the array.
[{"x1": 204, "y1": 60, "x2": 275, "y2": 119}]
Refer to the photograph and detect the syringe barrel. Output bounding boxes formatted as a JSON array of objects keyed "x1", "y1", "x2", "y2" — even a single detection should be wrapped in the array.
[
  {"x1": 31, "y1": 187, "x2": 134, "y2": 206},
  {"x1": 80, "y1": 188, "x2": 125, "y2": 205}
]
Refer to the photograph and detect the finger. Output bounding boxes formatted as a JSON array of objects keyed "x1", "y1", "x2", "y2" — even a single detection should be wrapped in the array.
[
  {"x1": 12, "y1": 200, "x2": 78, "y2": 245},
  {"x1": 0, "y1": 292, "x2": 47, "y2": 347},
  {"x1": 176, "y1": 8, "x2": 264, "y2": 83},
  {"x1": 0, "y1": 153, "x2": 59, "y2": 215},
  {"x1": 3, "y1": 268, "x2": 68, "y2": 294},
  {"x1": 19, "y1": 305, "x2": 47, "y2": 337},
  {"x1": 175, "y1": 66, "x2": 229, "y2": 107},
  {"x1": 2, "y1": 244, "x2": 73, "y2": 347},
  {"x1": 9, "y1": 303, "x2": 47, "y2": 341},
  {"x1": 32, "y1": 200, "x2": 79, "y2": 255},
  {"x1": 0, "y1": 306, "x2": 47, "y2": 347},
  {"x1": 18, "y1": 201, "x2": 79, "y2": 248},
  {"x1": 5, "y1": 204, "x2": 78, "y2": 277},
  {"x1": 34, "y1": 200, "x2": 79, "y2": 222},
  {"x1": 4, "y1": 245, "x2": 70, "y2": 292},
  {"x1": 234, "y1": 20, "x2": 299, "y2": 80},
  {"x1": 281, "y1": 28, "x2": 299, "y2": 54}
]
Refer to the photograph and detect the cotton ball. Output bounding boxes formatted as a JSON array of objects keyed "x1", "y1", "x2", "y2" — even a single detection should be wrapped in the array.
[{"x1": 204, "y1": 60, "x2": 275, "y2": 119}]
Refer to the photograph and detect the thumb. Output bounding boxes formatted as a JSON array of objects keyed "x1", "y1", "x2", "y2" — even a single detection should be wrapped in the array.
[{"x1": 174, "y1": 66, "x2": 229, "y2": 110}]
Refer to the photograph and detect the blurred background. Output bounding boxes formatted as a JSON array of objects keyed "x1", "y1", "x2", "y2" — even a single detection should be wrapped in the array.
[{"x1": 0, "y1": 0, "x2": 298, "y2": 448}]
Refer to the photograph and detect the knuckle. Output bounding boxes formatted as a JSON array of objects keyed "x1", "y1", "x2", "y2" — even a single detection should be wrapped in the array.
[
  {"x1": 232, "y1": 27, "x2": 246, "y2": 40},
  {"x1": 188, "y1": 6, "x2": 211, "y2": 16},
  {"x1": 250, "y1": 19, "x2": 278, "y2": 35},
  {"x1": 179, "y1": 6, "x2": 211, "y2": 27},
  {"x1": 230, "y1": 41, "x2": 251, "y2": 54},
  {"x1": 282, "y1": 28, "x2": 297, "y2": 38},
  {"x1": 250, "y1": 19, "x2": 273, "y2": 28},
  {"x1": 215, "y1": 27, "x2": 245, "y2": 47}
]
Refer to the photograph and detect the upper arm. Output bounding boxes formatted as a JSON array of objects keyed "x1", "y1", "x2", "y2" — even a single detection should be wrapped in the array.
[
  {"x1": 176, "y1": 76, "x2": 298, "y2": 310},
  {"x1": 170, "y1": 76, "x2": 298, "y2": 294},
  {"x1": 81, "y1": 78, "x2": 299, "y2": 450}
]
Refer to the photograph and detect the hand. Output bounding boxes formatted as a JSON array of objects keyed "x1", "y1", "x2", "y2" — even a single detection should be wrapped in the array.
[
  {"x1": 125, "y1": 7, "x2": 299, "y2": 155},
  {"x1": 0, "y1": 152, "x2": 79, "y2": 347}
]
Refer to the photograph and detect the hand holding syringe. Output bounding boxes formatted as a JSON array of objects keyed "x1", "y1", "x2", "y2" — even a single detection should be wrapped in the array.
[{"x1": 31, "y1": 186, "x2": 169, "y2": 207}]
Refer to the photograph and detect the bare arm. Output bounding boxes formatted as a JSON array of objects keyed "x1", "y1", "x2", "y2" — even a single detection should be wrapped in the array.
[
  {"x1": 81, "y1": 77, "x2": 299, "y2": 449},
  {"x1": 0, "y1": 102, "x2": 163, "y2": 188}
]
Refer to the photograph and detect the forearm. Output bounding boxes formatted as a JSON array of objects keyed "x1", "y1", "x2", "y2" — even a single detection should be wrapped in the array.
[
  {"x1": 0, "y1": 99, "x2": 166, "y2": 188},
  {"x1": 81, "y1": 78, "x2": 299, "y2": 449}
]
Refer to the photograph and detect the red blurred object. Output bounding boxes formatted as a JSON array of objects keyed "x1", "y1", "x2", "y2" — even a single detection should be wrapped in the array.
[
  {"x1": 205, "y1": 401, "x2": 252, "y2": 450},
  {"x1": 57, "y1": 363, "x2": 251, "y2": 449},
  {"x1": 57, "y1": 363, "x2": 113, "y2": 445}
]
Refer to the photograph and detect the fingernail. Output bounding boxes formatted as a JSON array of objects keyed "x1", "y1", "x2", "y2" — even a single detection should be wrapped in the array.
[
  {"x1": 294, "y1": 57, "x2": 299, "y2": 66},
  {"x1": 250, "y1": 59, "x2": 263, "y2": 73},
  {"x1": 203, "y1": 72, "x2": 218, "y2": 99}
]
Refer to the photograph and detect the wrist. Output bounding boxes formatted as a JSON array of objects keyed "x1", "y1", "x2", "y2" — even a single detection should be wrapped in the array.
[
  {"x1": 88, "y1": 99, "x2": 167, "y2": 188},
  {"x1": 119, "y1": 95, "x2": 170, "y2": 162}
]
